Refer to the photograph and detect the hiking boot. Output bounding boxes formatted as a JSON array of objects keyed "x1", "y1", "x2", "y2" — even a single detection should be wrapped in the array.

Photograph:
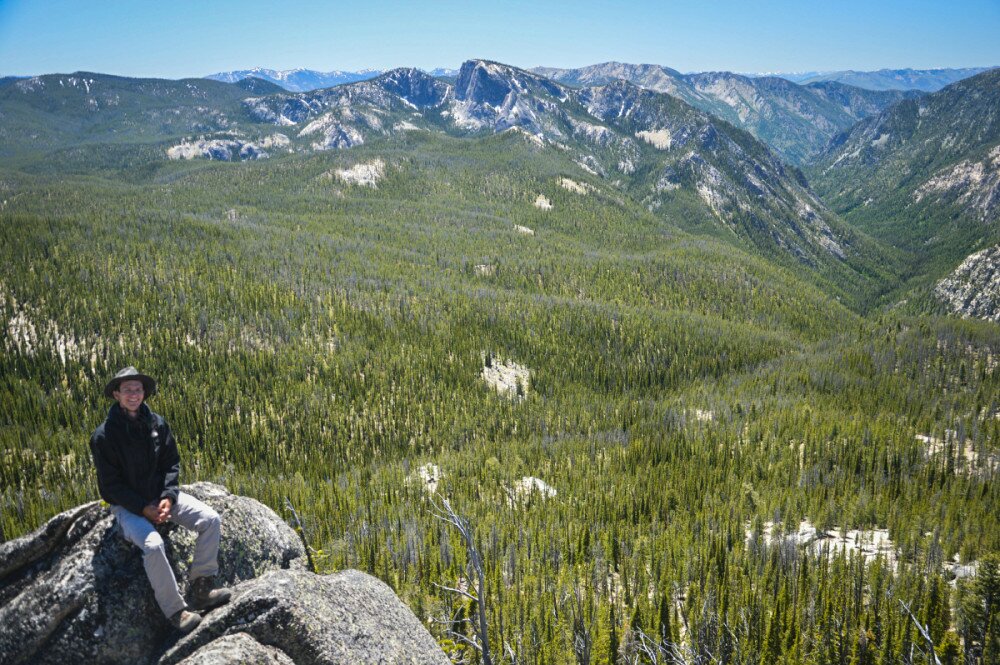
[
  {"x1": 169, "y1": 609, "x2": 201, "y2": 633},
  {"x1": 188, "y1": 575, "x2": 232, "y2": 612}
]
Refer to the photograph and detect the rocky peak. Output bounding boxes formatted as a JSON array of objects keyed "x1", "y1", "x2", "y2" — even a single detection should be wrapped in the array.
[
  {"x1": 577, "y1": 78, "x2": 644, "y2": 119},
  {"x1": 454, "y1": 60, "x2": 565, "y2": 104},
  {"x1": 372, "y1": 68, "x2": 450, "y2": 108},
  {"x1": 534, "y1": 62, "x2": 690, "y2": 100}
]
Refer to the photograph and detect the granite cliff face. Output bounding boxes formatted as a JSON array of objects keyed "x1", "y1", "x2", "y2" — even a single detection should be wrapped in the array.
[
  {"x1": 935, "y1": 245, "x2": 1000, "y2": 323},
  {"x1": 914, "y1": 144, "x2": 1000, "y2": 223},
  {"x1": 447, "y1": 60, "x2": 568, "y2": 134},
  {"x1": 0, "y1": 483, "x2": 448, "y2": 665}
]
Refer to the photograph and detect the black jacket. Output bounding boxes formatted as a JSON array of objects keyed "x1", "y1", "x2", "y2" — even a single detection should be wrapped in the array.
[{"x1": 89, "y1": 402, "x2": 180, "y2": 515}]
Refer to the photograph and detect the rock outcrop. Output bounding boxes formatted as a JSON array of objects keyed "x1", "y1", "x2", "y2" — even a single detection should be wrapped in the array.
[
  {"x1": 935, "y1": 244, "x2": 1000, "y2": 322},
  {"x1": 0, "y1": 483, "x2": 448, "y2": 665},
  {"x1": 167, "y1": 138, "x2": 271, "y2": 161},
  {"x1": 161, "y1": 569, "x2": 446, "y2": 665},
  {"x1": 914, "y1": 144, "x2": 1000, "y2": 223}
]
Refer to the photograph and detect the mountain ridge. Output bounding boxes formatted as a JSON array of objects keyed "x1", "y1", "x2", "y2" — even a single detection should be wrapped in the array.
[
  {"x1": 532, "y1": 61, "x2": 920, "y2": 164},
  {"x1": 799, "y1": 66, "x2": 995, "y2": 91},
  {"x1": 235, "y1": 59, "x2": 875, "y2": 280},
  {"x1": 809, "y1": 67, "x2": 1000, "y2": 316},
  {"x1": 205, "y1": 66, "x2": 459, "y2": 92},
  {"x1": 0, "y1": 59, "x2": 894, "y2": 308}
]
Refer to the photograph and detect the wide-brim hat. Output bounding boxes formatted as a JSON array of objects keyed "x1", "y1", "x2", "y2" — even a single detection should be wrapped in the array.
[{"x1": 104, "y1": 366, "x2": 158, "y2": 399}]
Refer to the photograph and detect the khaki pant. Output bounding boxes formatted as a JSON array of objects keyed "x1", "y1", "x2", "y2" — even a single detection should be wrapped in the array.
[{"x1": 112, "y1": 492, "x2": 221, "y2": 618}]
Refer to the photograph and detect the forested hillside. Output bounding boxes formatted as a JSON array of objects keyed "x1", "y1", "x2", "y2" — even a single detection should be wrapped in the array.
[
  {"x1": 810, "y1": 68, "x2": 1000, "y2": 316},
  {"x1": 1, "y1": 65, "x2": 998, "y2": 665}
]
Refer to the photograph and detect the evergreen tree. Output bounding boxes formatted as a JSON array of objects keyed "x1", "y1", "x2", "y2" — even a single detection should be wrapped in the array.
[{"x1": 657, "y1": 593, "x2": 673, "y2": 647}]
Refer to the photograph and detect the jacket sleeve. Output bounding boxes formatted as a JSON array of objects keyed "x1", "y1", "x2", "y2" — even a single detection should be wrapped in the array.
[
  {"x1": 90, "y1": 433, "x2": 147, "y2": 516},
  {"x1": 158, "y1": 422, "x2": 181, "y2": 505}
]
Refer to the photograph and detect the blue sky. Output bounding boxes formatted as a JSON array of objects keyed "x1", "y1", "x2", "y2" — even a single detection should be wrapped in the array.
[{"x1": 1, "y1": 0, "x2": 998, "y2": 78}]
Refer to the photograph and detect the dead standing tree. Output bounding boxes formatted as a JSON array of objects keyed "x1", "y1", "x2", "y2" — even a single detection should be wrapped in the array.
[
  {"x1": 430, "y1": 495, "x2": 495, "y2": 665},
  {"x1": 900, "y1": 600, "x2": 943, "y2": 665}
]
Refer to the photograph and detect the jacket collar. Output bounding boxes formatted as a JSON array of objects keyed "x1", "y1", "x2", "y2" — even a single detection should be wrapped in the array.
[{"x1": 107, "y1": 402, "x2": 153, "y2": 428}]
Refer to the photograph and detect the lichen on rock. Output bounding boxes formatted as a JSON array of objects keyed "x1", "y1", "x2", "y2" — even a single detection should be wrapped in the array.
[{"x1": 0, "y1": 482, "x2": 448, "y2": 665}]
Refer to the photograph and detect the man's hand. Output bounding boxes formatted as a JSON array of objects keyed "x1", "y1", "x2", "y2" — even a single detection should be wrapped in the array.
[
  {"x1": 142, "y1": 503, "x2": 160, "y2": 524},
  {"x1": 143, "y1": 498, "x2": 173, "y2": 525},
  {"x1": 156, "y1": 498, "x2": 172, "y2": 524}
]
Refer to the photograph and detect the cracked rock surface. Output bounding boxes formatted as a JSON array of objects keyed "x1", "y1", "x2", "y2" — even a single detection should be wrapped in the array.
[
  {"x1": 161, "y1": 569, "x2": 448, "y2": 665},
  {"x1": 0, "y1": 483, "x2": 447, "y2": 665}
]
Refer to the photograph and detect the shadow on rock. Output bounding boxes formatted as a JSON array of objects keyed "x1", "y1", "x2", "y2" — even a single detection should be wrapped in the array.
[{"x1": 0, "y1": 482, "x2": 447, "y2": 664}]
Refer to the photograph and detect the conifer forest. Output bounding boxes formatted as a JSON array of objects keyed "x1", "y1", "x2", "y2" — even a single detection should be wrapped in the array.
[{"x1": 1, "y1": 66, "x2": 999, "y2": 665}]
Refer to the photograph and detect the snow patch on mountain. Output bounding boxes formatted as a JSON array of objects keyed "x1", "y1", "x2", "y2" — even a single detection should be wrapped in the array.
[
  {"x1": 507, "y1": 477, "x2": 556, "y2": 505},
  {"x1": 3, "y1": 283, "x2": 100, "y2": 367},
  {"x1": 14, "y1": 77, "x2": 45, "y2": 93},
  {"x1": 918, "y1": 431, "x2": 1000, "y2": 475},
  {"x1": 408, "y1": 463, "x2": 441, "y2": 495}
]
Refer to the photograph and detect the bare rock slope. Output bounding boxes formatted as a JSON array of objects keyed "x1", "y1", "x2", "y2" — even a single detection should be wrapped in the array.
[
  {"x1": 0, "y1": 483, "x2": 448, "y2": 665},
  {"x1": 935, "y1": 244, "x2": 1000, "y2": 323}
]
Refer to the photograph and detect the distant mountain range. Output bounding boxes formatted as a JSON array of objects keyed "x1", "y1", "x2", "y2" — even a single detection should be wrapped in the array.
[
  {"x1": 5, "y1": 60, "x2": 999, "y2": 318},
  {"x1": 204, "y1": 66, "x2": 992, "y2": 95},
  {"x1": 796, "y1": 67, "x2": 994, "y2": 92},
  {"x1": 1, "y1": 61, "x2": 883, "y2": 293},
  {"x1": 202, "y1": 65, "x2": 992, "y2": 166},
  {"x1": 813, "y1": 68, "x2": 1000, "y2": 232},
  {"x1": 205, "y1": 67, "x2": 458, "y2": 92},
  {"x1": 533, "y1": 62, "x2": 921, "y2": 165},
  {"x1": 244, "y1": 60, "x2": 884, "y2": 277}
]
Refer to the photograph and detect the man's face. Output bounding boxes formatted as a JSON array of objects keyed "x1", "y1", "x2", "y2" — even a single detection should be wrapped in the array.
[{"x1": 113, "y1": 379, "x2": 145, "y2": 414}]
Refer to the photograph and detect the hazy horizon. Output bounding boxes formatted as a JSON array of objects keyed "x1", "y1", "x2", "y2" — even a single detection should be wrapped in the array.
[
  {"x1": 2, "y1": 0, "x2": 998, "y2": 79},
  {"x1": 3, "y1": 62, "x2": 997, "y2": 82}
]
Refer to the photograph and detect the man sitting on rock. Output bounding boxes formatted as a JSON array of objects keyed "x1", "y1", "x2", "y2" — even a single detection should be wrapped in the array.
[{"x1": 89, "y1": 366, "x2": 232, "y2": 633}]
